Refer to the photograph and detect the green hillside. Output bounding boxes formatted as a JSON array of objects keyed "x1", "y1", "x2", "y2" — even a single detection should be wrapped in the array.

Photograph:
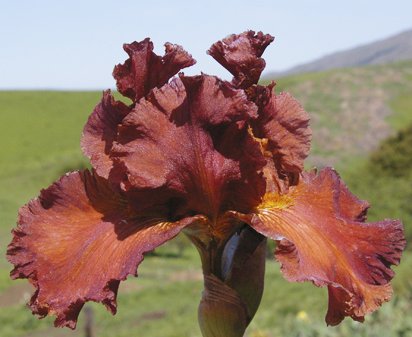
[
  {"x1": 271, "y1": 61, "x2": 412, "y2": 244},
  {"x1": 266, "y1": 29, "x2": 412, "y2": 76},
  {"x1": 271, "y1": 60, "x2": 412, "y2": 171},
  {"x1": 0, "y1": 61, "x2": 411, "y2": 337},
  {"x1": 345, "y1": 124, "x2": 412, "y2": 244}
]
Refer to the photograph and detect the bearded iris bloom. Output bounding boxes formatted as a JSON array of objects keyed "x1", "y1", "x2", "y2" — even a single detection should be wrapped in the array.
[{"x1": 7, "y1": 31, "x2": 406, "y2": 336}]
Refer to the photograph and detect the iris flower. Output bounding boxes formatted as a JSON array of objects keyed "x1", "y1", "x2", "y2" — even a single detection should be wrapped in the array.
[{"x1": 7, "y1": 31, "x2": 405, "y2": 336}]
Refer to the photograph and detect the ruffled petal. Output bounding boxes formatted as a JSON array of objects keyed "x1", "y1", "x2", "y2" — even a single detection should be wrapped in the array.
[
  {"x1": 111, "y1": 75, "x2": 266, "y2": 220},
  {"x1": 7, "y1": 170, "x2": 203, "y2": 328},
  {"x1": 251, "y1": 85, "x2": 311, "y2": 177},
  {"x1": 81, "y1": 91, "x2": 131, "y2": 178},
  {"x1": 113, "y1": 39, "x2": 196, "y2": 103},
  {"x1": 208, "y1": 31, "x2": 274, "y2": 89},
  {"x1": 81, "y1": 39, "x2": 195, "y2": 180},
  {"x1": 232, "y1": 168, "x2": 405, "y2": 325},
  {"x1": 335, "y1": 176, "x2": 369, "y2": 222}
]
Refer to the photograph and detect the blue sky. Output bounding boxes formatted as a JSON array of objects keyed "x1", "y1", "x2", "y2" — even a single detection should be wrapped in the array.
[{"x1": 1, "y1": 0, "x2": 411, "y2": 90}]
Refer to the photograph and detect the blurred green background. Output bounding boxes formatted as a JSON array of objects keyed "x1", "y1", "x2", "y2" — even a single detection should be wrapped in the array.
[{"x1": 0, "y1": 58, "x2": 411, "y2": 337}]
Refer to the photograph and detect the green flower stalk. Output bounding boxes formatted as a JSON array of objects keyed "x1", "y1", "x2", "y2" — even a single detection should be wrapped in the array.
[{"x1": 7, "y1": 31, "x2": 405, "y2": 336}]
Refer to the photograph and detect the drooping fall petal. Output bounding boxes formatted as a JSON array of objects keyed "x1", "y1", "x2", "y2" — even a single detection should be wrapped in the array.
[
  {"x1": 7, "y1": 170, "x2": 204, "y2": 328},
  {"x1": 208, "y1": 31, "x2": 274, "y2": 89},
  {"x1": 81, "y1": 91, "x2": 131, "y2": 178},
  {"x1": 113, "y1": 39, "x2": 196, "y2": 103},
  {"x1": 335, "y1": 176, "x2": 369, "y2": 222},
  {"x1": 111, "y1": 75, "x2": 266, "y2": 220},
  {"x1": 8, "y1": 31, "x2": 406, "y2": 336},
  {"x1": 232, "y1": 168, "x2": 405, "y2": 325}
]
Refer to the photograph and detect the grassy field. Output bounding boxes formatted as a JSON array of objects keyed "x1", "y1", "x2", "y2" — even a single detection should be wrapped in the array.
[
  {"x1": 0, "y1": 61, "x2": 411, "y2": 337},
  {"x1": 272, "y1": 60, "x2": 412, "y2": 171}
]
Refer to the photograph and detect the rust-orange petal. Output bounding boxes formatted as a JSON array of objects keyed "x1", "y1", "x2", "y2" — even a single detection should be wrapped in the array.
[
  {"x1": 251, "y1": 86, "x2": 311, "y2": 176},
  {"x1": 232, "y1": 168, "x2": 406, "y2": 325},
  {"x1": 7, "y1": 170, "x2": 203, "y2": 328},
  {"x1": 81, "y1": 91, "x2": 131, "y2": 178},
  {"x1": 335, "y1": 176, "x2": 370, "y2": 222},
  {"x1": 208, "y1": 31, "x2": 274, "y2": 89},
  {"x1": 111, "y1": 75, "x2": 266, "y2": 219},
  {"x1": 82, "y1": 39, "x2": 195, "y2": 180},
  {"x1": 113, "y1": 38, "x2": 196, "y2": 103}
]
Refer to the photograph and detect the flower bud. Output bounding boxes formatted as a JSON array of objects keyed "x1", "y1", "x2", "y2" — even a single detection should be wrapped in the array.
[{"x1": 198, "y1": 227, "x2": 266, "y2": 337}]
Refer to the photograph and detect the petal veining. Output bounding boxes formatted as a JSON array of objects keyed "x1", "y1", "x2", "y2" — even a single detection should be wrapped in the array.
[
  {"x1": 7, "y1": 170, "x2": 203, "y2": 328},
  {"x1": 111, "y1": 75, "x2": 266, "y2": 220},
  {"x1": 250, "y1": 85, "x2": 312, "y2": 178},
  {"x1": 81, "y1": 91, "x2": 131, "y2": 178},
  {"x1": 232, "y1": 168, "x2": 405, "y2": 325},
  {"x1": 82, "y1": 38, "x2": 195, "y2": 180}
]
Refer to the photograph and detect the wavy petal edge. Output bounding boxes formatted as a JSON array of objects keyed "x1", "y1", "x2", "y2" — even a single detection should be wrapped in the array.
[
  {"x1": 7, "y1": 170, "x2": 204, "y2": 328},
  {"x1": 230, "y1": 167, "x2": 406, "y2": 325}
]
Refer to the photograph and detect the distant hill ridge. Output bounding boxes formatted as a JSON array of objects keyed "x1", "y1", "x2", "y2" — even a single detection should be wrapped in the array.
[{"x1": 270, "y1": 28, "x2": 412, "y2": 77}]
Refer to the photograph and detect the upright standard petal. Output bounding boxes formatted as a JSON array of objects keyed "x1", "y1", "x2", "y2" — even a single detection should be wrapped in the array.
[
  {"x1": 208, "y1": 31, "x2": 274, "y2": 88},
  {"x1": 7, "y1": 170, "x2": 203, "y2": 328},
  {"x1": 81, "y1": 91, "x2": 131, "y2": 178},
  {"x1": 232, "y1": 168, "x2": 405, "y2": 325},
  {"x1": 113, "y1": 39, "x2": 196, "y2": 103},
  {"x1": 111, "y1": 75, "x2": 266, "y2": 222},
  {"x1": 82, "y1": 39, "x2": 195, "y2": 179},
  {"x1": 250, "y1": 85, "x2": 311, "y2": 182}
]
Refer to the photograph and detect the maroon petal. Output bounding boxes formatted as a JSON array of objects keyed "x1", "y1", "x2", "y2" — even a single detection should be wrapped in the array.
[
  {"x1": 7, "y1": 170, "x2": 204, "y2": 328},
  {"x1": 208, "y1": 31, "x2": 274, "y2": 88},
  {"x1": 82, "y1": 39, "x2": 195, "y2": 180},
  {"x1": 251, "y1": 85, "x2": 312, "y2": 178},
  {"x1": 111, "y1": 75, "x2": 266, "y2": 220},
  {"x1": 113, "y1": 39, "x2": 196, "y2": 103},
  {"x1": 81, "y1": 91, "x2": 131, "y2": 178},
  {"x1": 232, "y1": 168, "x2": 406, "y2": 325}
]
